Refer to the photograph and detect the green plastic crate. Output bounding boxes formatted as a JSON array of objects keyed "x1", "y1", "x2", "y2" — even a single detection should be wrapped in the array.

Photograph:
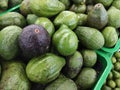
[
  {"x1": 93, "y1": 50, "x2": 113, "y2": 90},
  {"x1": 0, "y1": 5, "x2": 113, "y2": 90},
  {"x1": 101, "y1": 38, "x2": 120, "y2": 53}
]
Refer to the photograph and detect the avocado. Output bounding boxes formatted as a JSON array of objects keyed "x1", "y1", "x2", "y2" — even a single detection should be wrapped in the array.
[
  {"x1": 20, "y1": 0, "x2": 32, "y2": 16},
  {"x1": 19, "y1": 24, "x2": 50, "y2": 59},
  {"x1": 0, "y1": 0, "x2": 8, "y2": 11},
  {"x1": 75, "y1": 67, "x2": 97, "y2": 90},
  {"x1": 0, "y1": 12, "x2": 26, "y2": 29}
]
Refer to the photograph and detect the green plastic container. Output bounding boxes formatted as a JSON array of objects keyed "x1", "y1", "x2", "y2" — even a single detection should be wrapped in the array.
[
  {"x1": 0, "y1": 5, "x2": 113, "y2": 90},
  {"x1": 101, "y1": 38, "x2": 120, "y2": 53},
  {"x1": 93, "y1": 50, "x2": 113, "y2": 90}
]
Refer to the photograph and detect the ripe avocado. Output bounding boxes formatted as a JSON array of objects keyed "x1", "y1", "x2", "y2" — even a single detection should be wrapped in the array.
[{"x1": 19, "y1": 24, "x2": 50, "y2": 59}]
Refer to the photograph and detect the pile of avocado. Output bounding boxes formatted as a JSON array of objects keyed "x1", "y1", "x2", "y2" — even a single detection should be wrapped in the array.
[
  {"x1": 0, "y1": 0, "x2": 119, "y2": 90},
  {"x1": 102, "y1": 51, "x2": 120, "y2": 90}
]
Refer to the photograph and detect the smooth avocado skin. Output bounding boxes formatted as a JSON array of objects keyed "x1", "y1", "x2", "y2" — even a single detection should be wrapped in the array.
[
  {"x1": 35, "y1": 17, "x2": 55, "y2": 37},
  {"x1": 19, "y1": 24, "x2": 51, "y2": 59},
  {"x1": 29, "y1": 0, "x2": 65, "y2": 17},
  {"x1": 52, "y1": 25, "x2": 78, "y2": 56},
  {"x1": 26, "y1": 53, "x2": 66, "y2": 84},
  {"x1": 54, "y1": 11, "x2": 79, "y2": 30}
]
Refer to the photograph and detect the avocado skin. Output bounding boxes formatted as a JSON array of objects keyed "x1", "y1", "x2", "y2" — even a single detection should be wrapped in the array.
[{"x1": 19, "y1": 24, "x2": 50, "y2": 59}]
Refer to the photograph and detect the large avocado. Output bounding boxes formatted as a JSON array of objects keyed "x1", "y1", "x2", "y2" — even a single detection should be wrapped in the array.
[
  {"x1": 0, "y1": 60, "x2": 30, "y2": 90},
  {"x1": 0, "y1": 25, "x2": 22, "y2": 60},
  {"x1": 19, "y1": 24, "x2": 50, "y2": 59}
]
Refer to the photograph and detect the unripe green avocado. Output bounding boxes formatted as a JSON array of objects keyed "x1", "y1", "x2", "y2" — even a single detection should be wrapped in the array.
[
  {"x1": 102, "y1": 26, "x2": 118, "y2": 47},
  {"x1": 0, "y1": 25, "x2": 22, "y2": 60},
  {"x1": 52, "y1": 24, "x2": 78, "y2": 56},
  {"x1": 26, "y1": 53, "x2": 66, "y2": 84},
  {"x1": 20, "y1": 0, "x2": 32, "y2": 16},
  {"x1": 95, "y1": 0, "x2": 113, "y2": 7},
  {"x1": 54, "y1": 11, "x2": 79, "y2": 30},
  {"x1": 0, "y1": 0, "x2": 8, "y2": 11},
  {"x1": 75, "y1": 26, "x2": 105, "y2": 50},
  {"x1": 35, "y1": 17, "x2": 55, "y2": 37},
  {"x1": 45, "y1": 74, "x2": 77, "y2": 90},
  {"x1": 75, "y1": 67, "x2": 97, "y2": 90},
  {"x1": 112, "y1": 0, "x2": 120, "y2": 10},
  {"x1": 0, "y1": 12, "x2": 26, "y2": 29},
  {"x1": 63, "y1": 51, "x2": 83, "y2": 79},
  {"x1": 30, "y1": 0, "x2": 65, "y2": 17},
  {"x1": 0, "y1": 61, "x2": 30, "y2": 90},
  {"x1": 108, "y1": 6, "x2": 120, "y2": 28},
  {"x1": 26, "y1": 14, "x2": 39, "y2": 24},
  {"x1": 81, "y1": 49, "x2": 97, "y2": 67}
]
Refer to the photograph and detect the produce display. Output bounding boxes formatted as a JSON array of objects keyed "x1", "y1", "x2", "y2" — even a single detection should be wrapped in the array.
[{"x1": 0, "y1": 0, "x2": 120, "y2": 90}]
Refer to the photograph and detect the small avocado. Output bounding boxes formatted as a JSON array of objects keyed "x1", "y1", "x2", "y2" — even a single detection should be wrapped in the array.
[{"x1": 19, "y1": 24, "x2": 50, "y2": 59}]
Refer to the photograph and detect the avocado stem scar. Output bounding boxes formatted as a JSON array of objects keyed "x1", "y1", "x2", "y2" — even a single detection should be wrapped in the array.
[{"x1": 35, "y1": 29, "x2": 40, "y2": 33}]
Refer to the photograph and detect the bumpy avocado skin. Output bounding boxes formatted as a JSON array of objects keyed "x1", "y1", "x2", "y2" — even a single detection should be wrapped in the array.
[
  {"x1": 19, "y1": 24, "x2": 50, "y2": 59},
  {"x1": 0, "y1": 12, "x2": 26, "y2": 29},
  {"x1": 20, "y1": 0, "x2": 32, "y2": 16},
  {"x1": 0, "y1": 25, "x2": 22, "y2": 60},
  {"x1": 0, "y1": 61, "x2": 30, "y2": 90}
]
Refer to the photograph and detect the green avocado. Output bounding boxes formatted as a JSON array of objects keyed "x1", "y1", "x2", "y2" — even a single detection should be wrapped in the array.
[
  {"x1": 0, "y1": 25, "x2": 22, "y2": 60},
  {"x1": 45, "y1": 74, "x2": 77, "y2": 90},
  {"x1": 75, "y1": 26, "x2": 105, "y2": 50},
  {"x1": 26, "y1": 53, "x2": 66, "y2": 84},
  {"x1": 102, "y1": 26, "x2": 118, "y2": 47},
  {"x1": 0, "y1": 12, "x2": 26, "y2": 29},
  {"x1": 20, "y1": 0, "x2": 32, "y2": 16},
  {"x1": 52, "y1": 24, "x2": 78, "y2": 56},
  {"x1": 54, "y1": 11, "x2": 79, "y2": 30},
  {"x1": 30, "y1": 0, "x2": 65, "y2": 17},
  {"x1": 75, "y1": 67, "x2": 97, "y2": 90},
  {"x1": 35, "y1": 17, "x2": 55, "y2": 37},
  {"x1": 0, "y1": 60, "x2": 30, "y2": 90},
  {"x1": 81, "y1": 49, "x2": 97, "y2": 67},
  {"x1": 107, "y1": 6, "x2": 120, "y2": 28},
  {"x1": 64, "y1": 51, "x2": 83, "y2": 79},
  {"x1": 0, "y1": 0, "x2": 8, "y2": 11},
  {"x1": 26, "y1": 14, "x2": 39, "y2": 25}
]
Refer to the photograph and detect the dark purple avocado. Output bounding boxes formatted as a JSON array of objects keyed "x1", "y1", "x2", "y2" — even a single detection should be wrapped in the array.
[{"x1": 19, "y1": 24, "x2": 50, "y2": 59}]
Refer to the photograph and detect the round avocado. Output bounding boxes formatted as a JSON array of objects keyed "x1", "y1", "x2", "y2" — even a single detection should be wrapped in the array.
[
  {"x1": 75, "y1": 67, "x2": 97, "y2": 90},
  {"x1": 19, "y1": 24, "x2": 50, "y2": 59}
]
